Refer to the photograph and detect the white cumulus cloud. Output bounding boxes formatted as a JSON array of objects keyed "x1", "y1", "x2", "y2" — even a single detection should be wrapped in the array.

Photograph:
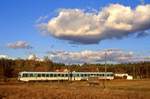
[
  {"x1": 47, "y1": 49, "x2": 149, "y2": 64},
  {"x1": 7, "y1": 41, "x2": 32, "y2": 49},
  {"x1": 38, "y1": 4, "x2": 150, "y2": 44}
]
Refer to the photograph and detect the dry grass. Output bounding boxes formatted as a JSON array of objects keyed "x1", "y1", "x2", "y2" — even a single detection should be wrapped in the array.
[{"x1": 0, "y1": 80, "x2": 150, "y2": 99}]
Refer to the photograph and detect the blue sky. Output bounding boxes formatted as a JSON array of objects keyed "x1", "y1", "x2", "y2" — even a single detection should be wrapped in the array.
[{"x1": 0, "y1": 0, "x2": 150, "y2": 62}]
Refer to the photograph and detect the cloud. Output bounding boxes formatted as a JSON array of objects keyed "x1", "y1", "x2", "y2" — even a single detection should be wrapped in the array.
[
  {"x1": 36, "y1": 15, "x2": 48, "y2": 23},
  {"x1": 47, "y1": 49, "x2": 150, "y2": 64},
  {"x1": 7, "y1": 41, "x2": 32, "y2": 49},
  {"x1": 136, "y1": 30, "x2": 150, "y2": 38},
  {"x1": 38, "y1": 4, "x2": 150, "y2": 44}
]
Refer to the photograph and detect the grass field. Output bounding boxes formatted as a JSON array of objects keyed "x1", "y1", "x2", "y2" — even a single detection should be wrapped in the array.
[{"x1": 0, "y1": 80, "x2": 150, "y2": 99}]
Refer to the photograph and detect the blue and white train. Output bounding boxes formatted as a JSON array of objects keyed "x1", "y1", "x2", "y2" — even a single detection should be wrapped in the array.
[{"x1": 18, "y1": 71, "x2": 114, "y2": 82}]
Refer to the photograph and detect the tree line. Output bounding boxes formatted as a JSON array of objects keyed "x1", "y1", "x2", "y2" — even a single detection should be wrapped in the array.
[{"x1": 0, "y1": 58, "x2": 150, "y2": 80}]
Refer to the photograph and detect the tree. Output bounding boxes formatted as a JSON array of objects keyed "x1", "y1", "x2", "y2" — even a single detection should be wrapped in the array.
[{"x1": 0, "y1": 59, "x2": 14, "y2": 81}]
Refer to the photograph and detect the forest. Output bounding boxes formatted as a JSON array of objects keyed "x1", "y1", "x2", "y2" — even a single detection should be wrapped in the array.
[{"x1": 0, "y1": 58, "x2": 150, "y2": 80}]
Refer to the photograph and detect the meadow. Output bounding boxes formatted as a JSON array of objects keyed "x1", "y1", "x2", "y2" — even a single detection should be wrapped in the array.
[{"x1": 0, "y1": 80, "x2": 150, "y2": 99}]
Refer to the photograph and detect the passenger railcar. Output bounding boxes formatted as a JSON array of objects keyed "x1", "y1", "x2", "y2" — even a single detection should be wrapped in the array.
[{"x1": 18, "y1": 71, "x2": 114, "y2": 82}]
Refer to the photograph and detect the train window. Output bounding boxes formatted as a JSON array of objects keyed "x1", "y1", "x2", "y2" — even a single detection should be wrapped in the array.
[
  {"x1": 22, "y1": 74, "x2": 25, "y2": 77},
  {"x1": 50, "y1": 74, "x2": 53, "y2": 77},
  {"x1": 77, "y1": 74, "x2": 80, "y2": 77},
  {"x1": 29, "y1": 74, "x2": 33, "y2": 77},
  {"x1": 54, "y1": 74, "x2": 57, "y2": 77},
  {"x1": 90, "y1": 74, "x2": 94, "y2": 76},
  {"x1": 42, "y1": 74, "x2": 45, "y2": 77},
  {"x1": 46, "y1": 74, "x2": 49, "y2": 77},
  {"x1": 107, "y1": 74, "x2": 113, "y2": 76},
  {"x1": 83, "y1": 74, "x2": 85, "y2": 77},
  {"x1": 58, "y1": 74, "x2": 60, "y2": 77},
  {"x1": 23, "y1": 73, "x2": 28, "y2": 77},
  {"x1": 64, "y1": 74, "x2": 68, "y2": 77},
  {"x1": 84, "y1": 74, "x2": 87, "y2": 77},
  {"x1": 37, "y1": 74, "x2": 41, "y2": 77},
  {"x1": 61, "y1": 74, "x2": 64, "y2": 77},
  {"x1": 34, "y1": 74, "x2": 38, "y2": 77},
  {"x1": 69, "y1": 73, "x2": 73, "y2": 77}
]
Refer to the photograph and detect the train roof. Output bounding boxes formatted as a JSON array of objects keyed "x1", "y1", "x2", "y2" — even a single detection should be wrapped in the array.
[{"x1": 19, "y1": 71, "x2": 113, "y2": 74}]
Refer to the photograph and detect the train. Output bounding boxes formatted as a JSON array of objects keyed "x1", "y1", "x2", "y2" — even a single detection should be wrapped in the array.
[{"x1": 18, "y1": 71, "x2": 114, "y2": 82}]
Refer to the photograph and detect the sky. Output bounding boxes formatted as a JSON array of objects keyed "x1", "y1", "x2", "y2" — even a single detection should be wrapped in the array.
[{"x1": 0, "y1": 0, "x2": 150, "y2": 64}]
